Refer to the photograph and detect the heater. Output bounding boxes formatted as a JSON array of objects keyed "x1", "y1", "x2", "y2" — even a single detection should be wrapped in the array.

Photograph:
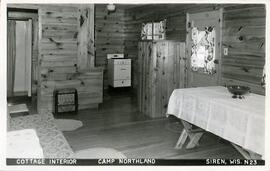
[{"x1": 54, "y1": 88, "x2": 78, "y2": 115}]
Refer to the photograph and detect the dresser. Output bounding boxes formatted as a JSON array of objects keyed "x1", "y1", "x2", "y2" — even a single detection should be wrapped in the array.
[{"x1": 108, "y1": 58, "x2": 131, "y2": 87}]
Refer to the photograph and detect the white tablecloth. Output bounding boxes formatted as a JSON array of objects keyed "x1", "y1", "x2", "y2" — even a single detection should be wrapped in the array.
[{"x1": 167, "y1": 86, "x2": 265, "y2": 156}]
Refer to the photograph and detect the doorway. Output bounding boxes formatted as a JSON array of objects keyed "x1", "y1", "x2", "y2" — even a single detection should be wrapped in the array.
[
  {"x1": 7, "y1": 8, "x2": 38, "y2": 99},
  {"x1": 186, "y1": 10, "x2": 222, "y2": 87},
  {"x1": 7, "y1": 19, "x2": 34, "y2": 114},
  {"x1": 7, "y1": 9, "x2": 38, "y2": 114}
]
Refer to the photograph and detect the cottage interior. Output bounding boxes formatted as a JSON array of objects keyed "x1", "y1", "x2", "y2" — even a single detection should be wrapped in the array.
[{"x1": 6, "y1": 3, "x2": 266, "y2": 160}]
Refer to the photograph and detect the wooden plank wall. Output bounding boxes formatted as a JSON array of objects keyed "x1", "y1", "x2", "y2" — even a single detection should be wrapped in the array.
[
  {"x1": 7, "y1": 4, "x2": 103, "y2": 113},
  {"x1": 38, "y1": 5, "x2": 103, "y2": 113},
  {"x1": 38, "y1": 5, "x2": 79, "y2": 113},
  {"x1": 77, "y1": 5, "x2": 95, "y2": 70},
  {"x1": 124, "y1": 4, "x2": 192, "y2": 92},
  {"x1": 40, "y1": 71, "x2": 103, "y2": 111},
  {"x1": 123, "y1": 12, "x2": 141, "y2": 91},
  {"x1": 125, "y1": 4, "x2": 266, "y2": 95},
  {"x1": 221, "y1": 5, "x2": 265, "y2": 95},
  {"x1": 138, "y1": 41, "x2": 185, "y2": 118},
  {"x1": 95, "y1": 5, "x2": 129, "y2": 89}
]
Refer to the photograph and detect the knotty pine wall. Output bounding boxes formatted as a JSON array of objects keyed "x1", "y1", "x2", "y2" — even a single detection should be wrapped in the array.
[
  {"x1": 95, "y1": 5, "x2": 128, "y2": 89},
  {"x1": 7, "y1": 4, "x2": 266, "y2": 101},
  {"x1": 38, "y1": 5, "x2": 79, "y2": 112},
  {"x1": 222, "y1": 5, "x2": 265, "y2": 95},
  {"x1": 124, "y1": 4, "x2": 266, "y2": 95},
  {"x1": 8, "y1": 4, "x2": 102, "y2": 113},
  {"x1": 39, "y1": 4, "x2": 103, "y2": 113},
  {"x1": 77, "y1": 5, "x2": 95, "y2": 70}
]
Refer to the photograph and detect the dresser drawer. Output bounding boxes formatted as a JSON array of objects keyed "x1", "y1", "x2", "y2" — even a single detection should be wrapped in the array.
[{"x1": 113, "y1": 80, "x2": 131, "y2": 87}]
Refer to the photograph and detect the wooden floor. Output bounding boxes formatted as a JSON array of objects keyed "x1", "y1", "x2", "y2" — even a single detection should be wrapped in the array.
[
  {"x1": 9, "y1": 89, "x2": 243, "y2": 159},
  {"x1": 56, "y1": 90, "x2": 243, "y2": 159}
]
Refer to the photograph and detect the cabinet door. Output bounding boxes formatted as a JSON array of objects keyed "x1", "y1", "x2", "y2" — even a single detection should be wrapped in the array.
[
  {"x1": 114, "y1": 64, "x2": 131, "y2": 80},
  {"x1": 138, "y1": 41, "x2": 186, "y2": 118},
  {"x1": 137, "y1": 41, "x2": 153, "y2": 113}
]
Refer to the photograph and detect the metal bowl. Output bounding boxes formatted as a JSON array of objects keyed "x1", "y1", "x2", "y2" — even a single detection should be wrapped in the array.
[{"x1": 227, "y1": 85, "x2": 250, "y2": 97}]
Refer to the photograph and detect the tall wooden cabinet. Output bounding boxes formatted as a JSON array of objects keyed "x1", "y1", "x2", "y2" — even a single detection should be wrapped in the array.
[{"x1": 138, "y1": 41, "x2": 186, "y2": 118}]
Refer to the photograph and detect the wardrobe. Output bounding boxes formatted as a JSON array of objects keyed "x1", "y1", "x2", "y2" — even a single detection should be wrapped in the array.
[{"x1": 137, "y1": 41, "x2": 186, "y2": 118}]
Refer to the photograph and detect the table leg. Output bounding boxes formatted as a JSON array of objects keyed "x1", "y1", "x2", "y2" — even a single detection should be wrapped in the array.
[
  {"x1": 186, "y1": 132, "x2": 204, "y2": 149},
  {"x1": 175, "y1": 129, "x2": 188, "y2": 149},
  {"x1": 231, "y1": 143, "x2": 262, "y2": 159},
  {"x1": 175, "y1": 120, "x2": 205, "y2": 149}
]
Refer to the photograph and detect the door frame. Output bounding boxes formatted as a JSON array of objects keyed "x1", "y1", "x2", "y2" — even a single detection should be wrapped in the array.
[
  {"x1": 7, "y1": 9, "x2": 38, "y2": 96},
  {"x1": 26, "y1": 19, "x2": 32, "y2": 97},
  {"x1": 186, "y1": 8, "x2": 223, "y2": 88}
]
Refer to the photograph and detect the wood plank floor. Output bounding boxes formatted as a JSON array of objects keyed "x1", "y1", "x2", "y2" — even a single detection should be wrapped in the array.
[{"x1": 53, "y1": 90, "x2": 244, "y2": 159}]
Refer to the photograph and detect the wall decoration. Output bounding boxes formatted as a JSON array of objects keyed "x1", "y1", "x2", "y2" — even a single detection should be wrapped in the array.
[
  {"x1": 191, "y1": 26, "x2": 216, "y2": 74},
  {"x1": 141, "y1": 20, "x2": 166, "y2": 40}
]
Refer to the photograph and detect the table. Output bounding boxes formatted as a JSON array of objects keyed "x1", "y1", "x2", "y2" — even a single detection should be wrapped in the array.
[{"x1": 167, "y1": 86, "x2": 265, "y2": 158}]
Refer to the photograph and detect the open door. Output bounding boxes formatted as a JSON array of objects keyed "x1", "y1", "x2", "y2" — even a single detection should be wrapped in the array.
[{"x1": 186, "y1": 10, "x2": 222, "y2": 87}]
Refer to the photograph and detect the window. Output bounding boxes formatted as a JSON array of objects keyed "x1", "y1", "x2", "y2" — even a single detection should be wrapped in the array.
[
  {"x1": 141, "y1": 20, "x2": 166, "y2": 40},
  {"x1": 190, "y1": 26, "x2": 216, "y2": 74}
]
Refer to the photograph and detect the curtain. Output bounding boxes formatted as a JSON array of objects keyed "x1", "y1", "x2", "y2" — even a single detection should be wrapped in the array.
[
  {"x1": 7, "y1": 20, "x2": 16, "y2": 97},
  {"x1": 141, "y1": 20, "x2": 166, "y2": 40},
  {"x1": 191, "y1": 26, "x2": 216, "y2": 75}
]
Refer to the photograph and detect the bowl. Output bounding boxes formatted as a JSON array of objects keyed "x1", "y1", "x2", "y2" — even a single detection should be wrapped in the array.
[{"x1": 227, "y1": 85, "x2": 250, "y2": 96}]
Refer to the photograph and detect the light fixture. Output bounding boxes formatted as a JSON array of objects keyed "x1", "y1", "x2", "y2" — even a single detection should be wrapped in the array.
[{"x1": 107, "y1": 4, "x2": 116, "y2": 12}]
